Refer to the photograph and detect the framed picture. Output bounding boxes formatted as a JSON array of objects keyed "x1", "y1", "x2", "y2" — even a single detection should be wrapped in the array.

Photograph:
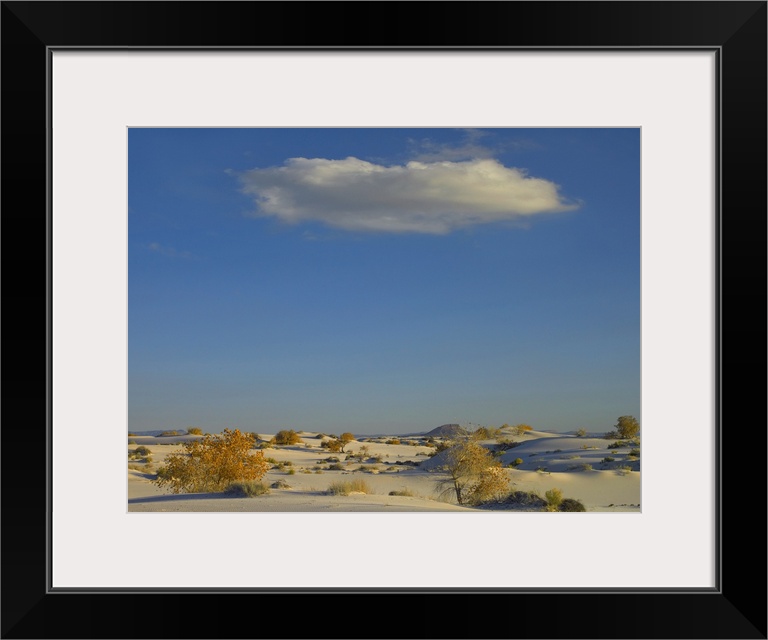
[{"x1": 3, "y1": 2, "x2": 765, "y2": 638}]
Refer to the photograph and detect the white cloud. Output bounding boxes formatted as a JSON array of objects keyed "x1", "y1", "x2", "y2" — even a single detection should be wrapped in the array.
[{"x1": 237, "y1": 157, "x2": 578, "y2": 234}]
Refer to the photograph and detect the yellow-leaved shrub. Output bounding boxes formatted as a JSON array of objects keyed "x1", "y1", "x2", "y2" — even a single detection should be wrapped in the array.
[{"x1": 154, "y1": 429, "x2": 269, "y2": 494}]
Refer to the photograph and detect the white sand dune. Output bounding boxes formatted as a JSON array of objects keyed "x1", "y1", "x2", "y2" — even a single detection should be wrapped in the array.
[{"x1": 128, "y1": 430, "x2": 640, "y2": 513}]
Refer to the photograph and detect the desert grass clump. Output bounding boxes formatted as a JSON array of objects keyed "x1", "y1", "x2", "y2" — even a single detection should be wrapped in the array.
[
  {"x1": 544, "y1": 488, "x2": 564, "y2": 511},
  {"x1": 559, "y1": 498, "x2": 586, "y2": 512},
  {"x1": 568, "y1": 463, "x2": 593, "y2": 472},
  {"x1": 509, "y1": 457, "x2": 524, "y2": 467},
  {"x1": 575, "y1": 428, "x2": 587, "y2": 437},
  {"x1": 187, "y1": 427, "x2": 203, "y2": 435},
  {"x1": 615, "y1": 465, "x2": 633, "y2": 476},
  {"x1": 327, "y1": 479, "x2": 371, "y2": 496},
  {"x1": 510, "y1": 424, "x2": 534, "y2": 437},
  {"x1": 385, "y1": 438, "x2": 401, "y2": 445},
  {"x1": 225, "y1": 480, "x2": 270, "y2": 497},
  {"x1": 388, "y1": 488, "x2": 414, "y2": 497},
  {"x1": 608, "y1": 440, "x2": 628, "y2": 449},
  {"x1": 602, "y1": 456, "x2": 615, "y2": 463}
]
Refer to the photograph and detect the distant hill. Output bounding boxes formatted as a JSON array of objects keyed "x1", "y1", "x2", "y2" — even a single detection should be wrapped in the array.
[
  {"x1": 127, "y1": 429, "x2": 187, "y2": 437},
  {"x1": 423, "y1": 424, "x2": 467, "y2": 438}
]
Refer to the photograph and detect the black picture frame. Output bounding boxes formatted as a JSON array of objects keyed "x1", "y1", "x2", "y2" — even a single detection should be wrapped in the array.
[{"x1": 2, "y1": 2, "x2": 765, "y2": 638}]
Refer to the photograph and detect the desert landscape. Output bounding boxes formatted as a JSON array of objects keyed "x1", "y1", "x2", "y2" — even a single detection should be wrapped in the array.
[{"x1": 128, "y1": 422, "x2": 640, "y2": 513}]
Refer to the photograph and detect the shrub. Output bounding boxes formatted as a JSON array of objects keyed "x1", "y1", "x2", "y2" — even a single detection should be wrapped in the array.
[
  {"x1": 435, "y1": 440, "x2": 510, "y2": 506},
  {"x1": 495, "y1": 438, "x2": 520, "y2": 452},
  {"x1": 602, "y1": 456, "x2": 616, "y2": 463},
  {"x1": 607, "y1": 441, "x2": 628, "y2": 449},
  {"x1": 613, "y1": 415, "x2": 640, "y2": 439},
  {"x1": 226, "y1": 481, "x2": 270, "y2": 497},
  {"x1": 473, "y1": 426, "x2": 501, "y2": 440},
  {"x1": 388, "y1": 489, "x2": 414, "y2": 497},
  {"x1": 271, "y1": 479, "x2": 291, "y2": 489},
  {"x1": 544, "y1": 488, "x2": 564, "y2": 511},
  {"x1": 510, "y1": 424, "x2": 534, "y2": 437},
  {"x1": 287, "y1": 468, "x2": 296, "y2": 475},
  {"x1": 328, "y1": 463, "x2": 344, "y2": 471},
  {"x1": 128, "y1": 439, "x2": 136, "y2": 445},
  {"x1": 327, "y1": 479, "x2": 371, "y2": 496},
  {"x1": 504, "y1": 491, "x2": 547, "y2": 508},
  {"x1": 628, "y1": 448, "x2": 640, "y2": 457},
  {"x1": 510, "y1": 457, "x2": 523, "y2": 467},
  {"x1": 271, "y1": 430, "x2": 303, "y2": 446},
  {"x1": 187, "y1": 427, "x2": 203, "y2": 435},
  {"x1": 159, "y1": 430, "x2": 182, "y2": 437},
  {"x1": 128, "y1": 446, "x2": 153, "y2": 460},
  {"x1": 568, "y1": 463, "x2": 593, "y2": 472},
  {"x1": 559, "y1": 498, "x2": 586, "y2": 512},
  {"x1": 615, "y1": 465, "x2": 633, "y2": 476},
  {"x1": 575, "y1": 428, "x2": 587, "y2": 437},
  {"x1": 385, "y1": 438, "x2": 401, "y2": 445},
  {"x1": 153, "y1": 429, "x2": 269, "y2": 494}
]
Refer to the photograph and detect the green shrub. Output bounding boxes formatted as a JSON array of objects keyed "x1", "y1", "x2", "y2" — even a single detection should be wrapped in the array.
[
  {"x1": 287, "y1": 468, "x2": 296, "y2": 475},
  {"x1": 128, "y1": 446, "x2": 153, "y2": 460},
  {"x1": 187, "y1": 427, "x2": 203, "y2": 435},
  {"x1": 629, "y1": 448, "x2": 640, "y2": 457},
  {"x1": 575, "y1": 428, "x2": 587, "y2": 437},
  {"x1": 568, "y1": 463, "x2": 593, "y2": 472},
  {"x1": 608, "y1": 440, "x2": 628, "y2": 449},
  {"x1": 602, "y1": 456, "x2": 615, "y2": 463},
  {"x1": 225, "y1": 481, "x2": 270, "y2": 497},
  {"x1": 544, "y1": 488, "x2": 564, "y2": 511},
  {"x1": 510, "y1": 457, "x2": 523, "y2": 467},
  {"x1": 559, "y1": 498, "x2": 586, "y2": 512}
]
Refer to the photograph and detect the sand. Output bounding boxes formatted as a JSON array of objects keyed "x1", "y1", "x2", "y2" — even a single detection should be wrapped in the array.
[{"x1": 128, "y1": 430, "x2": 640, "y2": 513}]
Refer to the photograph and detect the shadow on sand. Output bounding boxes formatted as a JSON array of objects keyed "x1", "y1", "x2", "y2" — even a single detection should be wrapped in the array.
[{"x1": 128, "y1": 492, "x2": 233, "y2": 504}]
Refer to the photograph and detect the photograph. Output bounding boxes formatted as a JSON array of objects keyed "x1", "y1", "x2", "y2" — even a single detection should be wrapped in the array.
[
  {"x1": 127, "y1": 127, "x2": 642, "y2": 514},
  {"x1": 2, "y1": 0, "x2": 765, "y2": 637}
]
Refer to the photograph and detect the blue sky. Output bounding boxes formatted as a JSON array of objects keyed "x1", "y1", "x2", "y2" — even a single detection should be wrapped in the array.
[{"x1": 129, "y1": 128, "x2": 640, "y2": 435}]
